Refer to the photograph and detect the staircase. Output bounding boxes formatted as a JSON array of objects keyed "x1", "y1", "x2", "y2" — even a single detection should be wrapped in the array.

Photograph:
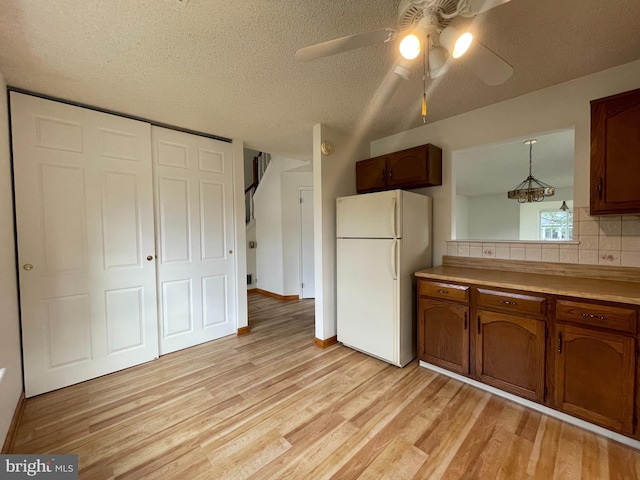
[{"x1": 245, "y1": 151, "x2": 270, "y2": 224}]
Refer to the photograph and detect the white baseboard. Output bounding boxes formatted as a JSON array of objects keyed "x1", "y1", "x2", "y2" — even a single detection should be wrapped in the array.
[{"x1": 420, "y1": 361, "x2": 640, "y2": 450}]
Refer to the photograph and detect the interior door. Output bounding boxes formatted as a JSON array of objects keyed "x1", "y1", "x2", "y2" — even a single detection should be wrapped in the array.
[
  {"x1": 11, "y1": 92, "x2": 159, "y2": 397},
  {"x1": 299, "y1": 188, "x2": 315, "y2": 298},
  {"x1": 152, "y1": 126, "x2": 237, "y2": 355}
]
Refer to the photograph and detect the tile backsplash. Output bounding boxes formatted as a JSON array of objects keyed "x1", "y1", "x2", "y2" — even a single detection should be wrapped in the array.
[{"x1": 447, "y1": 208, "x2": 640, "y2": 268}]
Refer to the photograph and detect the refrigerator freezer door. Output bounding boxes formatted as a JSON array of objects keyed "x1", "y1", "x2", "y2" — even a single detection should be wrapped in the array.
[
  {"x1": 336, "y1": 190, "x2": 401, "y2": 239},
  {"x1": 336, "y1": 238, "x2": 399, "y2": 364}
]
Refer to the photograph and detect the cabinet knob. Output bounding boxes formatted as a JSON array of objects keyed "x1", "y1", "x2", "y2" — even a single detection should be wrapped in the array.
[
  {"x1": 147, "y1": 255, "x2": 154, "y2": 261},
  {"x1": 23, "y1": 263, "x2": 34, "y2": 271}
]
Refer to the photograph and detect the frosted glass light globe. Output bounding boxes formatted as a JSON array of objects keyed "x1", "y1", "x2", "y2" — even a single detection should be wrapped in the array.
[
  {"x1": 452, "y1": 32, "x2": 473, "y2": 58},
  {"x1": 399, "y1": 34, "x2": 421, "y2": 60}
]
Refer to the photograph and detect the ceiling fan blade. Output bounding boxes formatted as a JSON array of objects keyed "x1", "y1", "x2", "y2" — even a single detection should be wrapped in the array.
[
  {"x1": 466, "y1": 0, "x2": 511, "y2": 15},
  {"x1": 462, "y1": 40, "x2": 513, "y2": 85},
  {"x1": 369, "y1": 57, "x2": 415, "y2": 111},
  {"x1": 295, "y1": 29, "x2": 395, "y2": 62}
]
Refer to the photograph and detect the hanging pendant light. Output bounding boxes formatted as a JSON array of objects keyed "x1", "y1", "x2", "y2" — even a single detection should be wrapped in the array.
[
  {"x1": 507, "y1": 139, "x2": 555, "y2": 203},
  {"x1": 560, "y1": 200, "x2": 569, "y2": 211}
]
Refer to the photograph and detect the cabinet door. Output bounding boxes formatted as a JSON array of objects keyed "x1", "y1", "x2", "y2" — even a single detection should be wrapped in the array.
[
  {"x1": 418, "y1": 297, "x2": 469, "y2": 374},
  {"x1": 476, "y1": 311, "x2": 546, "y2": 402},
  {"x1": 388, "y1": 144, "x2": 442, "y2": 188},
  {"x1": 356, "y1": 156, "x2": 387, "y2": 193},
  {"x1": 590, "y1": 87, "x2": 640, "y2": 214},
  {"x1": 554, "y1": 324, "x2": 635, "y2": 434}
]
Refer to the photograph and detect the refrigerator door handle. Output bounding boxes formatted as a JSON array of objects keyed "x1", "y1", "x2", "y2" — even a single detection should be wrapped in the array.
[
  {"x1": 391, "y1": 196, "x2": 397, "y2": 238},
  {"x1": 391, "y1": 239, "x2": 398, "y2": 280}
]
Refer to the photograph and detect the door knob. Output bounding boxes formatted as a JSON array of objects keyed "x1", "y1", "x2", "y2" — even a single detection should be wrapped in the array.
[
  {"x1": 146, "y1": 256, "x2": 154, "y2": 261},
  {"x1": 23, "y1": 263, "x2": 33, "y2": 271}
]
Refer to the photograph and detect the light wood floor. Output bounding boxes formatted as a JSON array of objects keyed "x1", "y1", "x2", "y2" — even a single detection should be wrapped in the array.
[{"x1": 11, "y1": 292, "x2": 640, "y2": 479}]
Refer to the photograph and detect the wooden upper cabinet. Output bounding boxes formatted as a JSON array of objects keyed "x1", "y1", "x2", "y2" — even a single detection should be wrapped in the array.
[
  {"x1": 356, "y1": 144, "x2": 442, "y2": 194},
  {"x1": 554, "y1": 323, "x2": 635, "y2": 434},
  {"x1": 387, "y1": 144, "x2": 442, "y2": 188},
  {"x1": 355, "y1": 155, "x2": 387, "y2": 193},
  {"x1": 590, "y1": 87, "x2": 640, "y2": 215}
]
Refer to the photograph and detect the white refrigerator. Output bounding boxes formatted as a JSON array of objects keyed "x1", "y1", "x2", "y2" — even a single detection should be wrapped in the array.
[{"x1": 336, "y1": 189, "x2": 432, "y2": 367}]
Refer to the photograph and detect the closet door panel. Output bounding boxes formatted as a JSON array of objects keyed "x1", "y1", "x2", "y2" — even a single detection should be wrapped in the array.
[
  {"x1": 11, "y1": 92, "x2": 159, "y2": 397},
  {"x1": 153, "y1": 126, "x2": 236, "y2": 355}
]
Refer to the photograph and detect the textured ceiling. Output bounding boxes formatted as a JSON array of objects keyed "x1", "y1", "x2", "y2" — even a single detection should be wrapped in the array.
[{"x1": 1, "y1": 0, "x2": 640, "y2": 162}]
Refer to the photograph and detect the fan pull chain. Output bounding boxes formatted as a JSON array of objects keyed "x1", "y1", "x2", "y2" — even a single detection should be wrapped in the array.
[{"x1": 421, "y1": 35, "x2": 429, "y2": 123}]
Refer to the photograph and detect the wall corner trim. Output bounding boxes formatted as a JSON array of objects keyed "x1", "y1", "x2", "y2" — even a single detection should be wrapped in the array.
[
  {"x1": 2, "y1": 392, "x2": 26, "y2": 454},
  {"x1": 255, "y1": 289, "x2": 299, "y2": 301},
  {"x1": 314, "y1": 336, "x2": 338, "y2": 349}
]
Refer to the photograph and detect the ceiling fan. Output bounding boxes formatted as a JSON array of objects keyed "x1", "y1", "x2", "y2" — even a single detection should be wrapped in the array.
[{"x1": 295, "y1": 0, "x2": 514, "y2": 117}]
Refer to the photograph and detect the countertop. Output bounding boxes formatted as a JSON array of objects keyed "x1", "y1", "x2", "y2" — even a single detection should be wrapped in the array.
[{"x1": 415, "y1": 264, "x2": 640, "y2": 305}]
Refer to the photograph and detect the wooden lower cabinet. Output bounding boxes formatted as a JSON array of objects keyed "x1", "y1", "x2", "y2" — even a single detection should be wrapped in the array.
[
  {"x1": 418, "y1": 297, "x2": 469, "y2": 374},
  {"x1": 554, "y1": 323, "x2": 636, "y2": 434},
  {"x1": 417, "y1": 276, "x2": 640, "y2": 439},
  {"x1": 476, "y1": 310, "x2": 546, "y2": 402}
]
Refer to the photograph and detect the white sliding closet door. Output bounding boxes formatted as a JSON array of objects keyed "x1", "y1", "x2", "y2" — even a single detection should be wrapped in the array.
[
  {"x1": 11, "y1": 92, "x2": 159, "y2": 397},
  {"x1": 152, "y1": 127, "x2": 237, "y2": 355}
]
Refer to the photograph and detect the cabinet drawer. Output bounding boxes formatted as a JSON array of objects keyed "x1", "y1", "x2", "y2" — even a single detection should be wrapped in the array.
[
  {"x1": 419, "y1": 280, "x2": 469, "y2": 302},
  {"x1": 556, "y1": 299, "x2": 637, "y2": 333},
  {"x1": 475, "y1": 288, "x2": 547, "y2": 317}
]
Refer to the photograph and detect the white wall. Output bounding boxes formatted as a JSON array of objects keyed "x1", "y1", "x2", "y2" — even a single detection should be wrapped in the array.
[
  {"x1": 370, "y1": 59, "x2": 640, "y2": 266},
  {"x1": 253, "y1": 154, "x2": 308, "y2": 296},
  {"x1": 455, "y1": 195, "x2": 469, "y2": 240},
  {"x1": 465, "y1": 193, "x2": 521, "y2": 240},
  {"x1": 313, "y1": 124, "x2": 369, "y2": 341},
  {"x1": 0, "y1": 72, "x2": 24, "y2": 445}
]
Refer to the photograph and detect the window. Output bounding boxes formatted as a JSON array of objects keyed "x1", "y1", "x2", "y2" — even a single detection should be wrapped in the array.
[{"x1": 540, "y1": 210, "x2": 573, "y2": 240}]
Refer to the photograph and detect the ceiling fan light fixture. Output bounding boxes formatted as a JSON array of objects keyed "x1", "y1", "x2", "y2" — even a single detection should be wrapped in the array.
[
  {"x1": 440, "y1": 26, "x2": 473, "y2": 59},
  {"x1": 452, "y1": 32, "x2": 473, "y2": 58},
  {"x1": 428, "y1": 46, "x2": 449, "y2": 77},
  {"x1": 399, "y1": 33, "x2": 421, "y2": 60},
  {"x1": 393, "y1": 61, "x2": 413, "y2": 80}
]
